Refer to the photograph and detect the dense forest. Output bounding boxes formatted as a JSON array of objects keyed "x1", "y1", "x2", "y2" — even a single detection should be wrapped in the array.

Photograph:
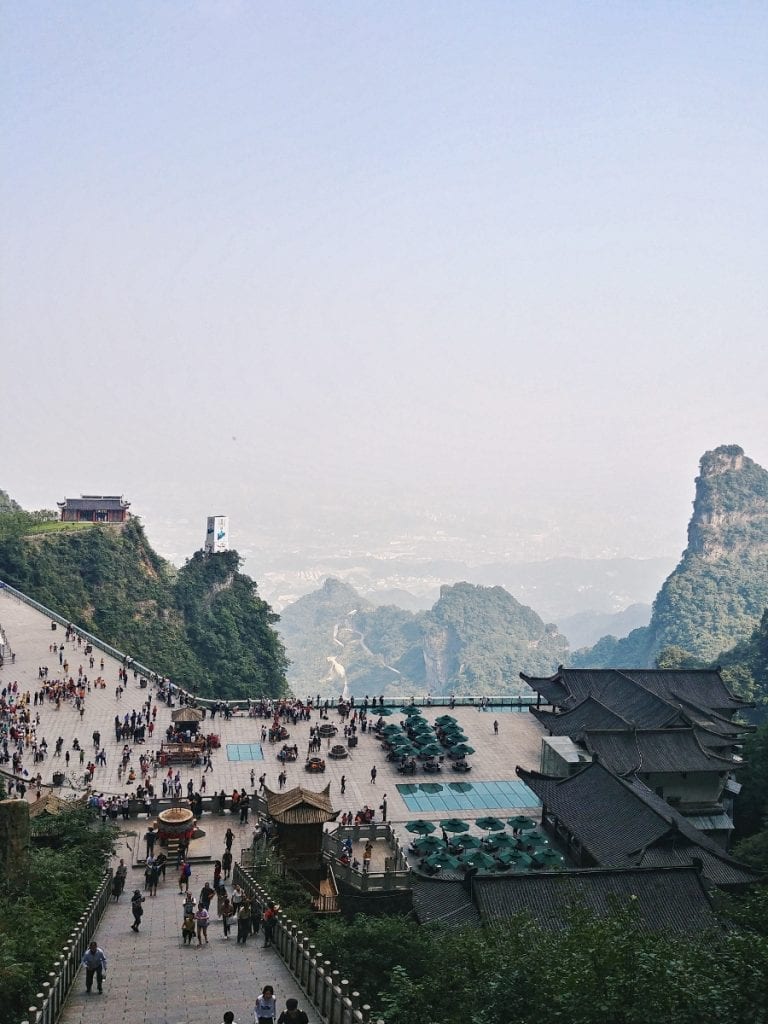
[
  {"x1": 307, "y1": 899, "x2": 768, "y2": 1024},
  {"x1": 0, "y1": 801, "x2": 117, "y2": 1024},
  {"x1": 0, "y1": 497, "x2": 288, "y2": 700}
]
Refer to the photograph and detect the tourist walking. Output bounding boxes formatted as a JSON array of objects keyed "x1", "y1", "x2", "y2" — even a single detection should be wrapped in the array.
[
  {"x1": 182, "y1": 905, "x2": 196, "y2": 945},
  {"x1": 81, "y1": 941, "x2": 107, "y2": 995},
  {"x1": 254, "y1": 985, "x2": 277, "y2": 1024},
  {"x1": 195, "y1": 903, "x2": 210, "y2": 945},
  {"x1": 370, "y1": 765, "x2": 377, "y2": 784},
  {"x1": 236, "y1": 900, "x2": 251, "y2": 944},
  {"x1": 262, "y1": 902, "x2": 277, "y2": 948},
  {"x1": 130, "y1": 890, "x2": 145, "y2": 932},
  {"x1": 222, "y1": 848, "x2": 233, "y2": 879},
  {"x1": 221, "y1": 895, "x2": 233, "y2": 939},
  {"x1": 277, "y1": 998, "x2": 309, "y2": 1024},
  {"x1": 250, "y1": 898, "x2": 262, "y2": 936}
]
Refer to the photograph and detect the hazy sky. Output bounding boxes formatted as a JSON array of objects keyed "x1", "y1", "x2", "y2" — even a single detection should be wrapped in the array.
[{"x1": 2, "y1": 2, "x2": 767, "y2": 564}]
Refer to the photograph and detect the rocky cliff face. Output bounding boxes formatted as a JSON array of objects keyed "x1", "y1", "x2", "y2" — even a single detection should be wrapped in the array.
[
  {"x1": 571, "y1": 445, "x2": 768, "y2": 668},
  {"x1": 687, "y1": 445, "x2": 768, "y2": 560}
]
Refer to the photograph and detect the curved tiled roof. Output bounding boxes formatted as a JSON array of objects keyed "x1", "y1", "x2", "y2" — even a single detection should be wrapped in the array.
[
  {"x1": 263, "y1": 784, "x2": 337, "y2": 824},
  {"x1": 410, "y1": 877, "x2": 480, "y2": 927},
  {"x1": 582, "y1": 728, "x2": 739, "y2": 775},
  {"x1": 517, "y1": 762, "x2": 758, "y2": 888},
  {"x1": 521, "y1": 667, "x2": 751, "y2": 715},
  {"x1": 473, "y1": 866, "x2": 719, "y2": 934},
  {"x1": 531, "y1": 697, "x2": 633, "y2": 735}
]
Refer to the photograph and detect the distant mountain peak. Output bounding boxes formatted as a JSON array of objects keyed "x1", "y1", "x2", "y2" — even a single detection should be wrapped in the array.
[
  {"x1": 571, "y1": 445, "x2": 768, "y2": 668},
  {"x1": 688, "y1": 444, "x2": 768, "y2": 561}
]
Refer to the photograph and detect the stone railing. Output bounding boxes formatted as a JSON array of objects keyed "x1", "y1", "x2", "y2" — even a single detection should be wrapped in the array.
[
  {"x1": 19, "y1": 868, "x2": 113, "y2": 1024},
  {"x1": 322, "y1": 824, "x2": 411, "y2": 892},
  {"x1": 234, "y1": 862, "x2": 384, "y2": 1024}
]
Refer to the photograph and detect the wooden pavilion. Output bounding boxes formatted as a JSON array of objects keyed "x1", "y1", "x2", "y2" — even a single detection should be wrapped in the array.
[{"x1": 263, "y1": 784, "x2": 338, "y2": 884}]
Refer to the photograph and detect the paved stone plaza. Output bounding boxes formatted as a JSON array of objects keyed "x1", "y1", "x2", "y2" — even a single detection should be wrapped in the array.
[{"x1": 0, "y1": 586, "x2": 547, "y2": 1023}]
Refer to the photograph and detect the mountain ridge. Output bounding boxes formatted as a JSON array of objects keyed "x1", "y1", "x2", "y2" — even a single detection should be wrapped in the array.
[{"x1": 278, "y1": 577, "x2": 569, "y2": 698}]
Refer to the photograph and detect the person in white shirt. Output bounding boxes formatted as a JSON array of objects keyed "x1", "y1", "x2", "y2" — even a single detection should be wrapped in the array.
[{"x1": 254, "y1": 985, "x2": 277, "y2": 1023}]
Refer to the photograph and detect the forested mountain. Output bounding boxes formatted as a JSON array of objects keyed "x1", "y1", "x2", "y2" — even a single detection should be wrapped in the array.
[
  {"x1": 0, "y1": 503, "x2": 287, "y2": 700},
  {"x1": 571, "y1": 446, "x2": 768, "y2": 671},
  {"x1": 279, "y1": 578, "x2": 569, "y2": 698}
]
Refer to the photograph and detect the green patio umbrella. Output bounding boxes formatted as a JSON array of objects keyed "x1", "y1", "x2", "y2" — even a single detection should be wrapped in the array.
[
  {"x1": 475, "y1": 816, "x2": 507, "y2": 832},
  {"x1": 449, "y1": 743, "x2": 476, "y2": 757},
  {"x1": 508, "y1": 815, "x2": 537, "y2": 831},
  {"x1": 497, "y1": 849, "x2": 532, "y2": 869},
  {"x1": 441, "y1": 730, "x2": 468, "y2": 743},
  {"x1": 484, "y1": 832, "x2": 516, "y2": 850},
  {"x1": 534, "y1": 849, "x2": 565, "y2": 868},
  {"x1": 451, "y1": 833, "x2": 482, "y2": 851},
  {"x1": 400, "y1": 706, "x2": 424, "y2": 716},
  {"x1": 376, "y1": 707, "x2": 395, "y2": 717},
  {"x1": 391, "y1": 744, "x2": 418, "y2": 757},
  {"x1": 440, "y1": 818, "x2": 470, "y2": 833},
  {"x1": 409, "y1": 719, "x2": 434, "y2": 732},
  {"x1": 413, "y1": 835, "x2": 446, "y2": 854},
  {"x1": 434, "y1": 715, "x2": 457, "y2": 725},
  {"x1": 461, "y1": 850, "x2": 497, "y2": 871},
  {"x1": 422, "y1": 851, "x2": 462, "y2": 872},
  {"x1": 520, "y1": 831, "x2": 549, "y2": 847},
  {"x1": 381, "y1": 723, "x2": 402, "y2": 735},
  {"x1": 405, "y1": 820, "x2": 436, "y2": 835},
  {"x1": 414, "y1": 733, "x2": 439, "y2": 747},
  {"x1": 418, "y1": 744, "x2": 443, "y2": 759}
]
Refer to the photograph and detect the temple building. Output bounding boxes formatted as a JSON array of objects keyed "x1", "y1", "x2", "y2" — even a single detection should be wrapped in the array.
[
  {"x1": 522, "y1": 667, "x2": 751, "y2": 843},
  {"x1": 58, "y1": 495, "x2": 131, "y2": 523},
  {"x1": 517, "y1": 760, "x2": 758, "y2": 891}
]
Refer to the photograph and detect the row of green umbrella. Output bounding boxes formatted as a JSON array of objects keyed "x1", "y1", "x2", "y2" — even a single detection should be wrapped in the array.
[
  {"x1": 412, "y1": 831, "x2": 549, "y2": 854},
  {"x1": 419, "y1": 846, "x2": 564, "y2": 873},
  {"x1": 405, "y1": 815, "x2": 538, "y2": 836}
]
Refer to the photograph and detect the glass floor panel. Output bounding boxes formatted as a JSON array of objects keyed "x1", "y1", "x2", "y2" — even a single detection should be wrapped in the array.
[
  {"x1": 396, "y1": 780, "x2": 540, "y2": 812},
  {"x1": 226, "y1": 743, "x2": 265, "y2": 761}
]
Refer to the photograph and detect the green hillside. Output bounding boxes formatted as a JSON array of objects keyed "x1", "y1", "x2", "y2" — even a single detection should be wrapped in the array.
[
  {"x1": 0, "y1": 506, "x2": 287, "y2": 700},
  {"x1": 279, "y1": 578, "x2": 569, "y2": 698},
  {"x1": 571, "y1": 446, "x2": 768, "y2": 671}
]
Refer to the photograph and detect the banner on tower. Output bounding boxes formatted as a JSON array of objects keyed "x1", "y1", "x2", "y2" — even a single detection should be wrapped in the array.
[{"x1": 205, "y1": 515, "x2": 229, "y2": 554}]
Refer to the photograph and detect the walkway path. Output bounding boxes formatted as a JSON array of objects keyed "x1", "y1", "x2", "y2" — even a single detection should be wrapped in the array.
[{"x1": 58, "y1": 828, "x2": 322, "y2": 1024}]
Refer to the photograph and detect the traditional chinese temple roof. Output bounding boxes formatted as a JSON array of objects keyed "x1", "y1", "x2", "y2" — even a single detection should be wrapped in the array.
[
  {"x1": 517, "y1": 762, "x2": 758, "y2": 888},
  {"x1": 263, "y1": 784, "x2": 337, "y2": 825}
]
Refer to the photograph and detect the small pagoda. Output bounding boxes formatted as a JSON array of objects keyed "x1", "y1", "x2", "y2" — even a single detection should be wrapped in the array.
[{"x1": 263, "y1": 784, "x2": 338, "y2": 884}]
